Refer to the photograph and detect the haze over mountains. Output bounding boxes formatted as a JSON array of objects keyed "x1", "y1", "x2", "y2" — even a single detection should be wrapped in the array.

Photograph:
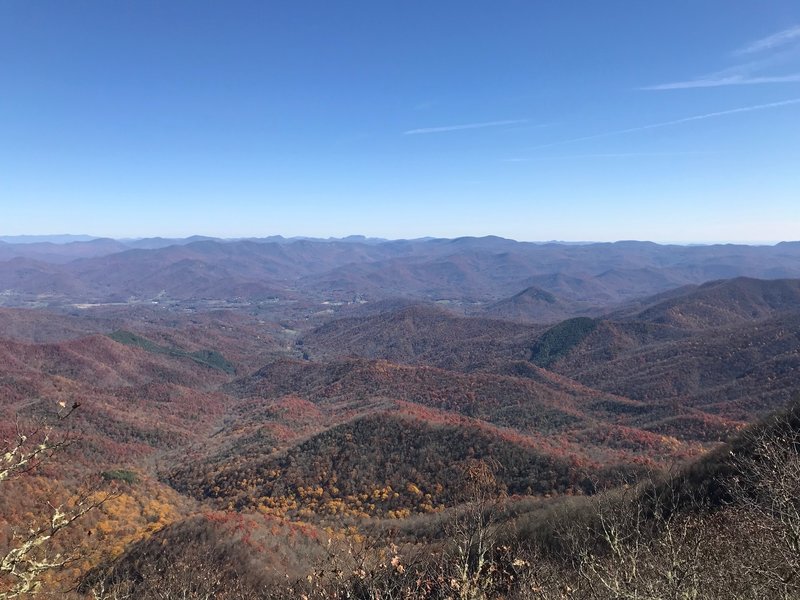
[{"x1": 2, "y1": 236, "x2": 800, "y2": 318}]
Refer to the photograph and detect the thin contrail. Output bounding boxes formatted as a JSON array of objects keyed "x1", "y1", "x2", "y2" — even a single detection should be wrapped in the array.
[
  {"x1": 735, "y1": 25, "x2": 800, "y2": 56},
  {"x1": 531, "y1": 98, "x2": 800, "y2": 150},
  {"x1": 643, "y1": 74, "x2": 800, "y2": 90},
  {"x1": 404, "y1": 119, "x2": 528, "y2": 135}
]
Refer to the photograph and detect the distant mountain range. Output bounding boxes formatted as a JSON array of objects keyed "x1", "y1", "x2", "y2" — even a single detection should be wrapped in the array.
[{"x1": 2, "y1": 236, "x2": 800, "y2": 314}]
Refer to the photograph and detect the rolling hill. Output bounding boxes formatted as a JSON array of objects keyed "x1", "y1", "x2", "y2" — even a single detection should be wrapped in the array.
[{"x1": 3, "y1": 245, "x2": 800, "y2": 599}]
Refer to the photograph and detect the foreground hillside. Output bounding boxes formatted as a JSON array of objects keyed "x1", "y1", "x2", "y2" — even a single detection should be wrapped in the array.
[{"x1": 11, "y1": 398, "x2": 800, "y2": 600}]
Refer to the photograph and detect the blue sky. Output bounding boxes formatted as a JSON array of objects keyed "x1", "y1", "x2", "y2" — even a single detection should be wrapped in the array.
[{"x1": 1, "y1": 1, "x2": 799, "y2": 242}]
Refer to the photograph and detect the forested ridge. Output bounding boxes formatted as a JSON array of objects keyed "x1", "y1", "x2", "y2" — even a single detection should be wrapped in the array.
[{"x1": 3, "y1": 270, "x2": 800, "y2": 598}]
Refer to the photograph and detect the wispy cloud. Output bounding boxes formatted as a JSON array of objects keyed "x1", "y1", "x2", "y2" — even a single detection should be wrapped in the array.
[
  {"x1": 504, "y1": 151, "x2": 710, "y2": 162},
  {"x1": 644, "y1": 74, "x2": 800, "y2": 90},
  {"x1": 735, "y1": 25, "x2": 800, "y2": 56},
  {"x1": 403, "y1": 119, "x2": 528, "y2": 135},
  {"x1": 645, "y1": 24, "x2": 800, "y2": 90},
  {"x1": 530, "y1": 98, "x2": 800, "y2": 149}
]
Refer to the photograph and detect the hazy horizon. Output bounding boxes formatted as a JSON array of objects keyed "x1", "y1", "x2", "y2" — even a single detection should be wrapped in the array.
[
  {"x1": 3, "y1": 2, "x2": 799, "y2": 243},
  {"x1": 0, "y1": 232, "x2": 796, "y2": 247}
]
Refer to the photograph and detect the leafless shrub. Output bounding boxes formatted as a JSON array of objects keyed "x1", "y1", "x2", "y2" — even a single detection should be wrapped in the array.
[
  {"x1": 1, "y1": 404, "x2": 115, "y2": 599},
  {"x1": 728, "y1": 413, "x2": 800, "y2": 599}
]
